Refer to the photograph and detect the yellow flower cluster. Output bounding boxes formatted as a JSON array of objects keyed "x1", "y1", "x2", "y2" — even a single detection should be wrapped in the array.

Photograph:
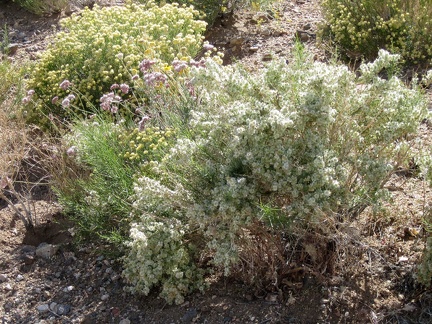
[
  {"x1": 320, "y1": 0, "x2": 432, "y2": 64},
  {"x1": 119, "y1": 127, "x2": 175, "y2": 163},
  {"x1": 26, "y1": 1, "x2": 207, "y2": 127}
]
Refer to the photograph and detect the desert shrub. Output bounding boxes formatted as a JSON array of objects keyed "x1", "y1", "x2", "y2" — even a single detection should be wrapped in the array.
[
  {"x1": 138, "y1": 0, "x2": 279, "y2": 26},
  {"x1": 24, "y1": 1, "x2": 207, "y2": 129},
  {"x1": 11, "y1": 0, "x2": 68, "y2": 15},
  {"x1": 320, "y1": 0, "x2": 432, "y2": 65},
  {"x1": 124, "y1": 49, "x2": 427, "y2": 301}
]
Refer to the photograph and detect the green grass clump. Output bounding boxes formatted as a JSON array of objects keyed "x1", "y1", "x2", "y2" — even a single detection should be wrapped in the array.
[
  {"x1": 53, "y1": 118, "x2": 138, "y2": 244},
  {"x1": 320, "y1": 0, "x2": 432, "y2": 65},
  {"x1": 25, "y1": 1, "x2": 207, "y2": 128}
]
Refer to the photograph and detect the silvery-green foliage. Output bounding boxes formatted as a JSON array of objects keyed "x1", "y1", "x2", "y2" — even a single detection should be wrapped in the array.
[
  {"x1": 126, "y1": 49, "x2": 428, "y2": 297},
  {"x1": 123, "y1": 176, "x2": 204, "y2": 305}
]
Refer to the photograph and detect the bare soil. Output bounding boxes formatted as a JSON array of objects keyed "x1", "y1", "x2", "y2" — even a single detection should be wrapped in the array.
[{"x1": 1, "y1": 0, "x2": 432, "y2": 323}]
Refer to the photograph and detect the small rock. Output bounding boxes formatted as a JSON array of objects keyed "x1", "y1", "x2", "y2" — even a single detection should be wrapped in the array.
[
  {"x1": 56, "y1": 304, "x2": 71, "y2": 315},
  {"x1": 229, "y1": 38, "x2": 244, "y2": 47},
  {"x1": 4, "y1": 283, "x2": 13, "y2": 291},
  {"x1": 49, "y1": 302, "x2": 58, "y2": 311},
  {"x1": 17, "y1": 32, "x2": 26, "y2": 40},
  {"x1": 16, "y1": 274, "x2": 24, "y2": 282},
  {"x1": 295, "y1": 30, "x2": 310, "y2": 42},
  {"x1": 63, "y1": 285, "x2": 74, "y2": 292},
  {"x1": 36, "y1": 304, "x2": 50, "y2": 312},
  {"x1": 249, "y1": 46, "x2": 259, "y2": 52},
  {"x1": 111, "y1": 307, "x2": 120, "y2": 317},
  {"x1": 5, "y1": 43, "x2": 19, "y2": 56},
  {"x1": 261, "y1": 29, "x2": 272, "y2": 36},
  {"x1": 265, "y1": 293, "x2": 278, "y2": 303},
  {"x1": 181, "y1": 308, "x2": 198, "y2": 323},
  {"x1": 262, "y1": 53, "x2": 273, "y2": 61},
  {"x1": 36, "y1": 243, "x2": 59, "y2": 259},
  {"x1": 0, "y1": 274, "x2": 8, "y2": 282},
  {"x1": 119, "y1": 319, "x2": 131, "y2": 324},
  {"x1": 101, "y1": 294, "x2": 109, "y2": 301},
  {"x1": 22, "y1": 254, "x2": 35, "y2": 265},
  {"x1": 303, "y1": 23, "x2": 312, "y2": 30}
]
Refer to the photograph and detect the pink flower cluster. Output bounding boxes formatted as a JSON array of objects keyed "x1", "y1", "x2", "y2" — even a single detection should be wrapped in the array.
[
  {"x1": 61, "y1": 94, "x2": 76, "y2": 108},
  {"x1": 143, "y1": 72, "x2": 168, "y2": 87},
  {"x1": 110, "y1": 83, "x2": 130, "y2": 94},
  {"x1": 172, "y1": 59, "x2": 188, "y2": 73},
  {"x1": 138, "y1": 115, "x2": 151, "y2": 131},
  {"x1": 100, "y1": 92, "x2": 122, "y2": 113},
  {"x1": 21, "y1": 89, "x2": 35, "y2": 104},
  {"x1": 59, "y1": 80, "x2": 71, "y2": 90},
  {"x1": 139, "y1": 59, "x2": 156, "y2": 72},
  {"x1": 189, "y1": 58, "x2": 206, "y2": 68}
]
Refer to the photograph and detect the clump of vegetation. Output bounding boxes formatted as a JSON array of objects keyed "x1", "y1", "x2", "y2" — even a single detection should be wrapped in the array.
[
  {"x1": 139, "y1": 0, "x2": 280, "y2": 26},
  {"x1": 24, "y1": 1, "x2": 207, "y2": 128},
  {"x1": 320, "y1": 0, "x2": 432, "y2": 65},
  {"x1": 52, "y1": 118, "x2": 138, "y2": 244},
  {"x1": 12, "y1": 0, "x2": 68, "y2": 15},
  {"x1": 123, "y1": 49, "x2": 428, "y2": 303}
]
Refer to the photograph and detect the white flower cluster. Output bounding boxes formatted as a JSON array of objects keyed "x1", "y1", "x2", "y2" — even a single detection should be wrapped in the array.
[
  {"x1": 126, "y1": 49, "x2": 428, "y2": 298},
  {"x1": 123, "y1": 176, "x2": 204, "y2": 304},
  {"x1": 123, "y1": 216, "x2": 204, "y2": 305}
]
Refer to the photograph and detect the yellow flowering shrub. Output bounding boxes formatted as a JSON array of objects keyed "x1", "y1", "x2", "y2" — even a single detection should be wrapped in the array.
[
  {"x1": 119, "y1": 127, "x2": 175, "y2": 164},
  {"x1": 320, "y1": 0, "x2": 432, "y2": 65},
  {"x1": 139, "y1": 0, "x2": 278, "y2": 26},
  {"x1": 25, "y1": 1, "x2": 207, "y2": 128}
]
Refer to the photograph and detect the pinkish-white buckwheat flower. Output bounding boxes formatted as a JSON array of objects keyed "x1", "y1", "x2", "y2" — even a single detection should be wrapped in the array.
[
  {"x1": 27, "y1": 89, "x2": 35, "y2": 96},
  {"x1": 143, "y1": 72, "x2": 167, "y2": 86},
  {"x1": 138, "y1": 115, "x2": 151, "y2": 131},
  {"x1": 22, "y1": 96, "x2": 30, "y2": 104},
  {"x1": 52, "y1": 96, "x2": 59, "y2": 104},
  {"x1": 110, "y1": 83, "x2": 120, "y2": 90},
  {"x1": 59, "y1": 80, "x2": 71, "y2": 90},
  {"x1": 139, "y1": 59, "x2": 156, "y2": 72},
  {"x1": 111, "y1": 105, "x2": 119, "y2": 114},
  {"x1": 172, "y1": 59, "x2": 188, "y2": 73},
  {"x1": 132, "y1": 74, "x2": 139, "y2": 81},
  {"x1": 120, "y1": 83, "x2": 130, "y2": 94},
  {"x1": 61, "y1": 98, "x2": 70, "y2": 108}
]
